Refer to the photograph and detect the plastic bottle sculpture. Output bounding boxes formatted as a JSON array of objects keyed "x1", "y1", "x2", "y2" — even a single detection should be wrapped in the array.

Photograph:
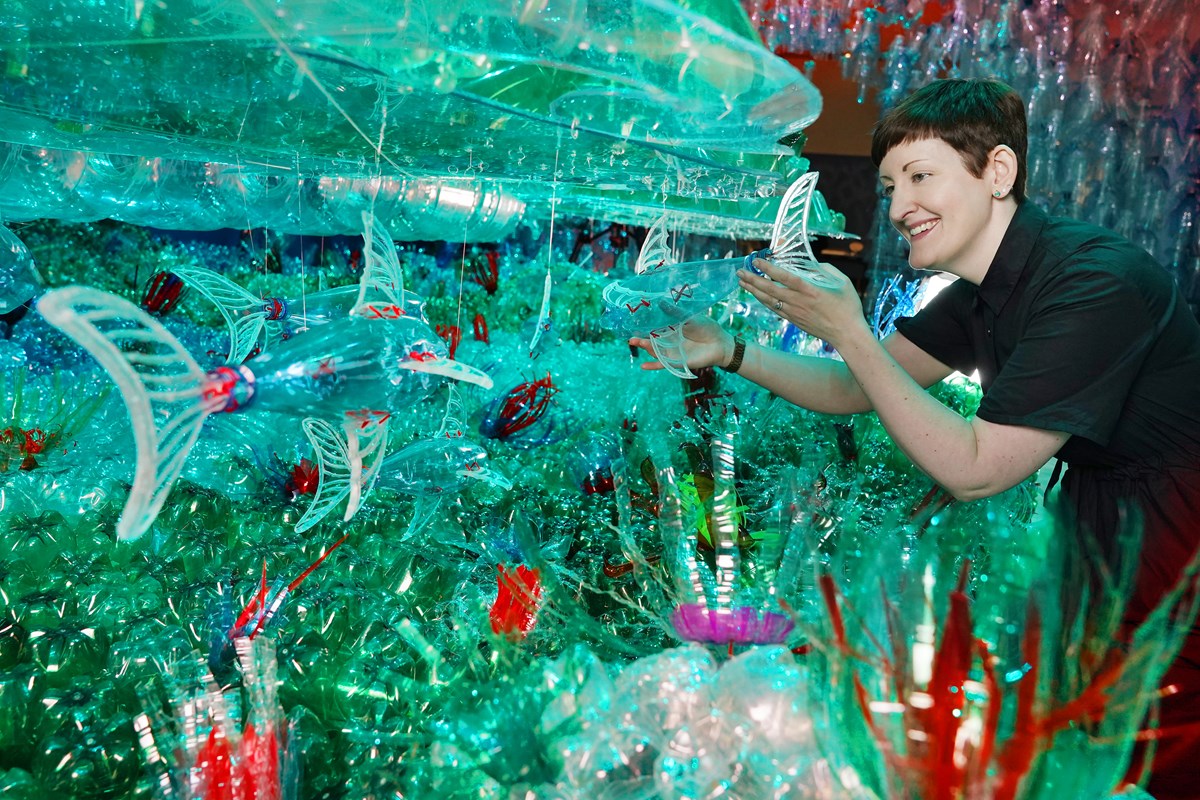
[
  {"x1": 36, "y1": 282, "x2": 492, "y2": 542},
  {"x1": 170, "y1": 211, "x2": 422, "y2": 363},
  {"x1": 600, "y1": 172, "x2": 840, "y2": 378}
]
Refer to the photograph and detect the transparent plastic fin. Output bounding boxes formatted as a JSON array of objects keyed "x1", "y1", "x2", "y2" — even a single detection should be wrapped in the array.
[
  {"x1": 399, "y1": 358, "x2": 494, "y2": 389},
  {"x1": 172, "y1": 264, "x2": 268, "y2": 362},
  {"x1": 770, "y1": 172, "x2": 841, "y2": 289},
  {"x1": 403, "y1": 496, "x2": 443, "y2": 542},
  {"x1": 649, "y1": 324, "x2": 696, "y2": 379},
  {"x1": 635, "y1": 214, "x2": 673, "y2": 274},
  {"x1": 295, "y1": 417, "x2": 354, "y2": 534},
  {"x1": 36, "y1": 286, "x2": 208, "y2": 541},
  {"x1": 437, "y1": 385, "x2": 467, "y2": 439},
  {"x1": 354, "y1": 211, "x2": 405, "y2": 312},
  {"x1": 527, "y1": 269, "x2": 553, "y2": 356},
  {"x1": 343, "y1": 413, "x2": 389, "y2": 521}
]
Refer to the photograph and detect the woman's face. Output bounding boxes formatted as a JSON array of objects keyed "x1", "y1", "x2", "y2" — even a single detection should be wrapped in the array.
[{"x1": 878, "y1": 137, "x2": 1001, "y2": 278}]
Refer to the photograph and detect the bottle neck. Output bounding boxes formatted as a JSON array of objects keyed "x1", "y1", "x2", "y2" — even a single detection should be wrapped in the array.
[{"x1": 202, "y1": 365, "x2": 256, "y2": 413}]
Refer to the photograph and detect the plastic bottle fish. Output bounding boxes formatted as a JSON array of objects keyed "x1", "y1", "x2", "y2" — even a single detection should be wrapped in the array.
[
  {"x1": 36, "y1": 282, "x2": 493, "y2": 542},
  {"x1": 168, "y1": 211, "x2": 420, "y2": 363},
  {"x1": 600, "y1": 172, "x2": 840, "y2": 378}
]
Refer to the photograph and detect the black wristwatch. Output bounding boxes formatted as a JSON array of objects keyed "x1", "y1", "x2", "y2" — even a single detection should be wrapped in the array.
[{"x1": 720, "y1": 335, "x2": 746, "y2": 374}]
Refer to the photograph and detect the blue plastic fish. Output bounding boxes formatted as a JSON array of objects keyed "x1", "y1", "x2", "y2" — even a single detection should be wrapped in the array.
[
  {"x1": 36, "y1": 284, "x2": 493, "y2": 542},
  {"x1": 599, "y1": 172, "x2": 840, "y2": 378}
]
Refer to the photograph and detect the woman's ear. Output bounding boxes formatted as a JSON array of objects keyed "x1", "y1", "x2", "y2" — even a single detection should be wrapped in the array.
[{"x1": 990, "y1": 145, "x2": 1017, "y2": 198}]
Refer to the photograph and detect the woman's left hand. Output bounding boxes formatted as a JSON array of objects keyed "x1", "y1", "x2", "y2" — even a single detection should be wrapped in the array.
[{"x1": 738, "y1": 258, "x2": 866, "y2": 347}]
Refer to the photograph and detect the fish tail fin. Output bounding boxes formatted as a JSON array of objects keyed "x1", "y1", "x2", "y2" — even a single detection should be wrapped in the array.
[
  {"x1": 172, "y1": 265, "x2": 268, "y2": 362},
  {"x1": 36, "y1": 286, "x2": 208, "y2": 541}
]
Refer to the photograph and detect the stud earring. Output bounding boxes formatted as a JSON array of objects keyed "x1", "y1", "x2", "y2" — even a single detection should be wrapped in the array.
[{"x1": 993, "y1": 189, "x2": 1003, "y2": 198}]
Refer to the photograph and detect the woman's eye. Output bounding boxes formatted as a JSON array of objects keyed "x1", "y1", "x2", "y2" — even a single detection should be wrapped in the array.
[
  {"x1": 912, "y1": 172, "x2": 930, "y2": 183},
  {"x1": 881, "y1": 185, "x2": 894, "y2": 197}
]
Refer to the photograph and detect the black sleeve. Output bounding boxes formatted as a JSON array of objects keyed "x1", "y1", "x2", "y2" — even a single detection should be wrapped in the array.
[
  {"x1": 976, "y1": 268, "x2": 1158, "y2": 444},
  {"x1": 892, "y1": 278, "x2": 978, "y2": 375}
]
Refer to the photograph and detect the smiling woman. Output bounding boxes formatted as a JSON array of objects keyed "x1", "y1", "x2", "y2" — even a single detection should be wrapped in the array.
[
  {"x1": 631, "y1": 77, "x2": 1200, "y2": 799},
  {"x1": 877, "y1": 137, "x2": 1018, "y2": 279}
]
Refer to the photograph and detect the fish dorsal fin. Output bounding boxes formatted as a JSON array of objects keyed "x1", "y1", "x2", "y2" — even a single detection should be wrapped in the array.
[
  {"x1": 354, "y1": 211, "x2": 406, "y2": 314},
  {"x1": 36, "y1": 286, "x2": 208, "y2": 541},
  {"x1": 636, "y1": 215, "x2": 674, "y2": 275},
  {"x1": 768, "y1": 172, "x2": 841, "y2": 289}
]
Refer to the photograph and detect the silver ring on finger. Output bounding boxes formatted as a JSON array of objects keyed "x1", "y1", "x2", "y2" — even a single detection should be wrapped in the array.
[{"x1": 773, "y1": 299, "x2": 783, "y2": 311}]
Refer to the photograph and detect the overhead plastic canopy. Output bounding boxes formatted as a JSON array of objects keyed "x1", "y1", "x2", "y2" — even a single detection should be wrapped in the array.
[{"x1": 0, "y1": 0, "x2": 824, "y2": 239}]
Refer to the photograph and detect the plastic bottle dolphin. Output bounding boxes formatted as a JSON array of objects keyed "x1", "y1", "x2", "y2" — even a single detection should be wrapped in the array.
[{"x1": 600, "y1": 172, "x2": 838, "y2": 378}]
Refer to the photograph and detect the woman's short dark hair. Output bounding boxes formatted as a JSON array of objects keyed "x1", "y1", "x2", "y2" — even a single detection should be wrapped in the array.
[{"x1": 871, "y1": 79, "x2": 1029, "y2": 202}]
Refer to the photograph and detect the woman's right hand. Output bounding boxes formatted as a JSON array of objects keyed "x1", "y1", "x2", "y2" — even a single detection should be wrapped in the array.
[{"x1": 628, "y1": 317, "x2": 735, "y2": 372}]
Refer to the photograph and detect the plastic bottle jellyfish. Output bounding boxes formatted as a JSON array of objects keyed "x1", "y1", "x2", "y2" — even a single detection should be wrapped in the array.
[
  {"x1": 168, "y1": 211, "x2": 421, "y2": 363},
  {"x1": 569, "y1": 433, "x2": 620, "y2": 495},
  {"x1": 478, "y1": 372, "x2": 568, "y2": 449},
  {"x1": 600, "y1": 172, "x2": 849, "y2": 378},
  {"x1": 36, "y1": 282, "x2": 493, "y2": 542},
  {"x1": 656, "y1": 431, "x2": 801, "y2": 647}
]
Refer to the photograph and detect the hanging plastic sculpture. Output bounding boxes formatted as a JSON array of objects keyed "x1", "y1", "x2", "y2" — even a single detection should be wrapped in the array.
[
  {"x1": 35, "y1": 284, "x2": 492, "y2": 542},
  {"x1": 169, "y1": 212, "x2": 423, "y2": 363},
  {"x1": 601, "y1": 172, "x2": 842, "y2": 377}
]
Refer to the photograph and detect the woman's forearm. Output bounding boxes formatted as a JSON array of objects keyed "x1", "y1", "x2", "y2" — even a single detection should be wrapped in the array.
[{"x1": 735, "y1": 339, "x2": 874, "y2": 415}]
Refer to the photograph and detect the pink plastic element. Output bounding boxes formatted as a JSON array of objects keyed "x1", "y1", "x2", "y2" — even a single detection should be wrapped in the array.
[{"x1": 671, "y1": 603, "x2": 794, "y2": 644}]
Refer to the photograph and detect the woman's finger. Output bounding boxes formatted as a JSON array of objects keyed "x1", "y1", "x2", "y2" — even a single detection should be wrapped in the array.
[
  {"x1": 740, "y1": 279, "x2": 787, "y2": 314},
  {"x1": 628, "y1": 337, "x2": 668, "y2": 371},
  {"x1": 751, "y1": 258, "x2": 807, "y2": 291}
]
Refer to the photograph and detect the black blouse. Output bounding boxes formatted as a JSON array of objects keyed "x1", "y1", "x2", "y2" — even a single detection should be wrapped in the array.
[
  {"x1": 895, "y1": 200, "x2": 1200, "y2": 661},
  {"x1": 896, "y1": 200, "x2": 1200, "y2": 471}
]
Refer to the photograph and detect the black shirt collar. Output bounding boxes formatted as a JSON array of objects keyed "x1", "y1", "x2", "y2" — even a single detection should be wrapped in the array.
[{"x1": 976, "y1": 201, "x2": 1048, "y2": 314}]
